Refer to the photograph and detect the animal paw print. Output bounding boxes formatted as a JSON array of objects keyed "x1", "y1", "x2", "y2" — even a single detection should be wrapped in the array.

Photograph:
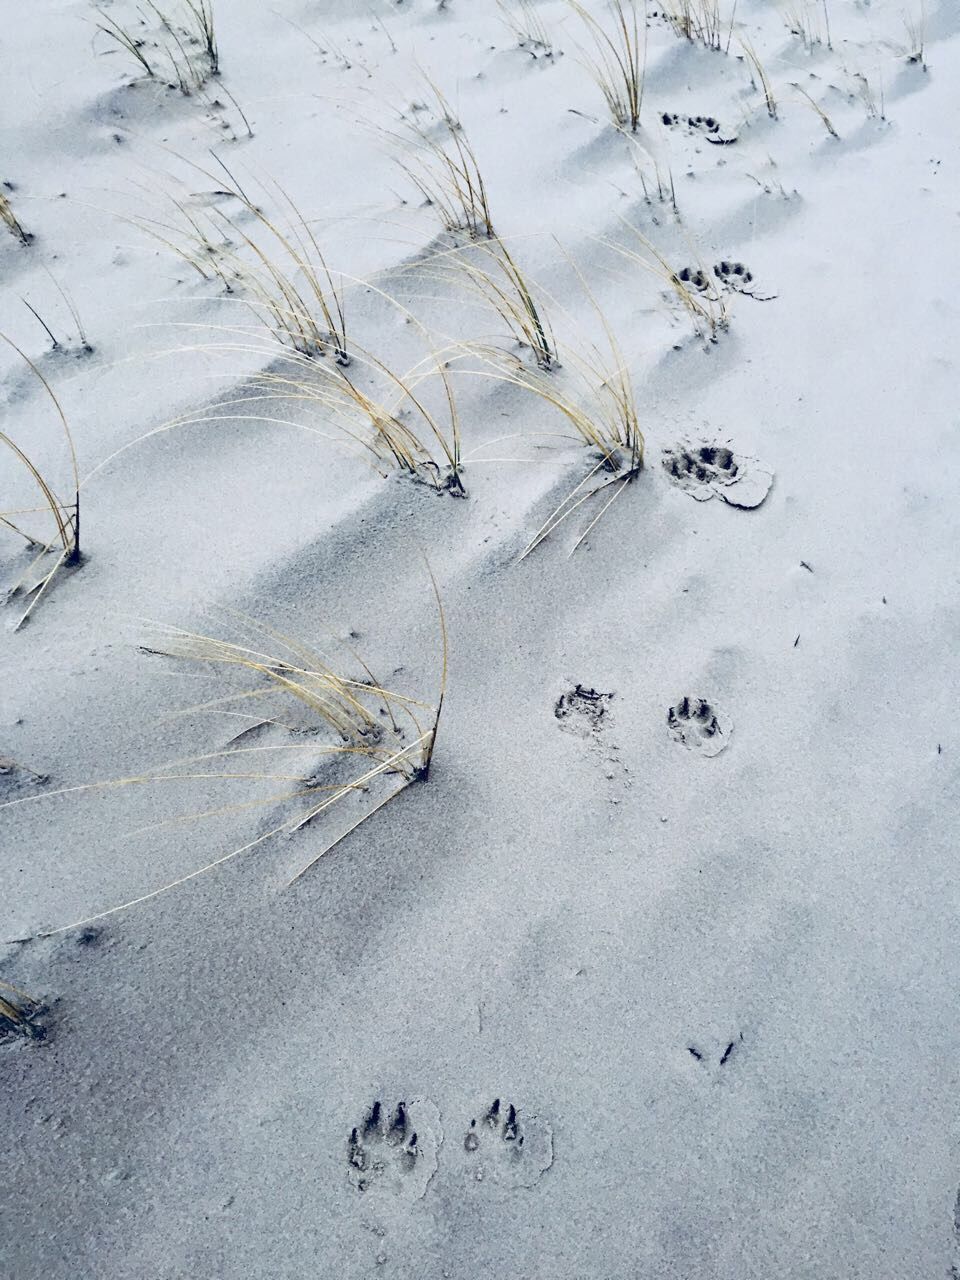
[
  {"x1": 674, "y1": 265, "x2": 716, "y2": 296},
  {"x1": 712, "y1": 261, "x2": 776, "y2": 301},
  {"x1": 667, "y1": 696, "x2": 732, "y2": 757},
  {"x1": 347, "y1": 1098, "x2": 441, "y2": 1200},
  {"x1": 661, "y1": 441, "x2": 773, "y2": 509},
  {"x1": 461, "y1": 1098, "x2": 553, "y2": 1189},
  {"x1": 666, "y1": 443, "x2": 738, "y2": 486},
  {"x1": 661, "y1": 112, "x2": 737, "y2": 144},
  {"x1": 555, "y1": 684, "x2": 613, "y2": 737}
]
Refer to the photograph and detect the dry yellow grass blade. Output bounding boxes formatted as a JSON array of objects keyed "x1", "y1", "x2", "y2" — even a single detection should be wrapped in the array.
[
  {"x1": 0, "y1": 335, "x2": 81, "y2": 629},
  {"x1": 660, "y1": 0, "x2": 736, "y2": 52},
  {"x1": 790, "y1": 84, "x2": 839, "y2": 138},
  {"x1": 1, "y1": 572, "x2": 448, "y2": 936},
  {"x1": 0, "y1": 189, "x2": 30, "y2": 244},
  {"x1": 0, "y1": 980, "x2": 45, "y2": 1042},
  {"x1": 397, "y1": 80, "x2": 495, "y2": 240},
  {"x1": 428, "y1": 237, "x2": 559, "y2": 371},
  {"x1": 498, "y1": 0, "x2": 555, "y2": 57},
  {"x1": 606, "y1": 224, "x2": 728, "y2": 341},
  {"x1": 130, "y1": 328, "x2": 465, "y2": 495},
  {"x1": 453, "y1": 324, "x2": 644, "y2": 557},
  {"x1": 127, "y1": 159, "x2": 347, "y2": 361},
  {"x1": 568, "y1": 0, "x2": 646, "y2": 132},
  {"x1": 740, "y1": 38, "x2": 778, "y2": 119},
  {"x1": 94, "y1": 0, "x2": 218, "y2": 92}
]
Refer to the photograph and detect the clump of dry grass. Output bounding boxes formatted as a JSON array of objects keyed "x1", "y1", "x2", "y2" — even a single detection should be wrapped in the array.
[
  {"x1": 741, "y1": 39, "x2": 778, "y2": 119},
  {"x1": 457, "y1": 269, "x2": 644, "y2": 556},
  {"x1": 608, "y1": 227, "x2": 728, "y2": 340},
  {"x1": 903, "y1": 4, "x2": 926, "y2": 66},
  {"x1": 132, "y1": 163, "x2": 348, "y2": 362},
  {"x1": 21, "y1": 269, "x2": 94, "y2": 354},
  {"x1": 568, "y1": 0, "x2": 645, "y2": 131},
  {"x1": 440, "y1": 238, "x2": 558, "y2": 370},
  {"x1": 782, "y1": 0, "x2": 832, "y2": 48},
  {"x1": 213, "y1": 340, "x2": 466, "y2": 493},
  {"x1": 1, "y1": 336, "x2": 81, "y2": 629},
  {"x1": 0, "y1": 981, "x2": 45, "y2": 1043},
  {"x1": 95, "y1": 0, "x2": 218, "y2": 93},
  {"x1": 0, "y1": 187, "x2": 30, "y2": 245},
  {"x1": 89, "y1": 320, "x2": 464, "y2": 496},
  {"x1": 661, "y1": 0, "x2": 737, "y2": 52},
  {"x1": 398, "y1": 82, "x2": 495, "y2": 239},
  {"x1": 498, "y1": 0, "x2": 556, "y2": 58},
  {"x1": 1, "y1": 577, "x2": 448, "y2": 933},
  {"x1": 790, "y1": 83, "x2": 839, "y2": 137},
  {"x1": 628, "y1": 136, "x2": 679, "y2": 213}
]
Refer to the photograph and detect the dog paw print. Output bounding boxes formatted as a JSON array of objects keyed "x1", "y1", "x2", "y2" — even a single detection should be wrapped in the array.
[
  {"x1": 347, "y1": 1098, "x2": 442, "y2": 1200},
  {"x1": 661, "y1": 111, "x2": 737, "y2": 144},
  {"x1": 661, "y1": 441, "x2": 773, "y2": 509},
  {"x1": 555, "y1": 685, "x2": 627, "y2": 786},
  {"x1": 460, "y1": 1099, "x2": 553, "y2": 1189},
  {"x1": 555, "y1": 684, "x2": 613, "y2": 738},
  {"x1": 674, "y1": 265, "x2": 716, "y2": 296},
  {"x1": 667, "y1": 696, "x2": 732, "y2": 757},
  {"x1": 712, "y1": 261, "x2": 776, "y2": 300}
]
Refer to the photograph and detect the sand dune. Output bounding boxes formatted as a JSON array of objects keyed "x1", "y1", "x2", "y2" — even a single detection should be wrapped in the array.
[{"x1": 2, "y1": 2, "x2": 959, "y2": 1276}]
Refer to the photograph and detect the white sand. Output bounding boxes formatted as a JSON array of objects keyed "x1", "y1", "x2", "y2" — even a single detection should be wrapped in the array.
[{"x1": 2, "y1": 1, "x2": 959, "y2": 1276}]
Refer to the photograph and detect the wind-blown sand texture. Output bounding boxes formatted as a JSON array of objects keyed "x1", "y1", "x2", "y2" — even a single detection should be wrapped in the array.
[{"x1": 2, "y1": 1, "x2": 959, "y2": 1276}]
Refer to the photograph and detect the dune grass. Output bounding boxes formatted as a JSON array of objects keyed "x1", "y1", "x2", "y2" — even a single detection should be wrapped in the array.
[
  {"x1": 133, "y1": 164, "x2": 348, "y2": 362},
  {"x1": 740, "y1": 39, "x2": 778, "y2": 119},
  {"x1": 95, "y1": 0, "x2": 218, "y2": 92},
  {"x1": 498, "y1": 0, "x2": 555, "y2": 57},
  {"x1": 398, "y1": 82, "x2": 495, "y2": 240},
  {"x1": 0, "y1": 980, "x2": 44, "y2": 1042},
  {"x1": 661, "y1": 0, "x2": 736, "y2": 52},
  {"x1": 0, "y1": 189, "x2": 30, "y2": 245},
  {"x1": 630, "y1": 138, "x2": 679, "y2": 213},
  {"x1": 455, "y1": 266, "x2": 644, "y2": 556},
  {"x1": 790, "y1": 84, "x2": 839, "y2": 138},
  {"x1": 0, "y1": 336, "x2": 81, "y2": 629},
  {"x1": 568, "y1": 0, "x2": 645, "y2": 132},
  {"x1": 0, "y1": 576, "x2": 448, "y2": 934},
  {"x1": 903, "y1": 4, "x2": 925, "y2": 65},
  {"x1": 607, "y1": 226, "x2": 728, "y2": 340},
  {"x1": 498, "y1": 352, "x2": 644, "y2": 559},
  {"x1": 440, "y1": 238, "x2": 558, "y2": 371},
  {"x1": 86, "y1": 316, "x2": 465, "y2": 496},
  {"x1": 209, "y1": 339, "x2": 465, "y2": 493},
  {"x1": 782, "y1": 0, "x2": 831, "y2": 49}
]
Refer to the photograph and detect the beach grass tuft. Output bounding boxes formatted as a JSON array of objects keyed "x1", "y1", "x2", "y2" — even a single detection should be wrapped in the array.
[
  {"x1": 568, "y1": 0, "x2": 646, "y2": 132},
  {"x1": 0, "y1": 336, "x2": 81, "y2": 629}
]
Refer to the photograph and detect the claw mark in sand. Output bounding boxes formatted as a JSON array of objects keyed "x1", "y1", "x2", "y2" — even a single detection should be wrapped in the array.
[
  {"x1": 667, "y1": 696, "x2": 732, "y2": 757},
  {"x1": 661, "y1": 441, "x2": 773, "y2": 509},
  {"x1": 461, "y1": 1098, "x2": 553, "y2": 1189},
  {"x1": 347, "y1": 1098, "x2": 442, "y2": 1200},
  {"x1": 688, "y1": 1033, "x2": 744, "y2": 1070}
]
